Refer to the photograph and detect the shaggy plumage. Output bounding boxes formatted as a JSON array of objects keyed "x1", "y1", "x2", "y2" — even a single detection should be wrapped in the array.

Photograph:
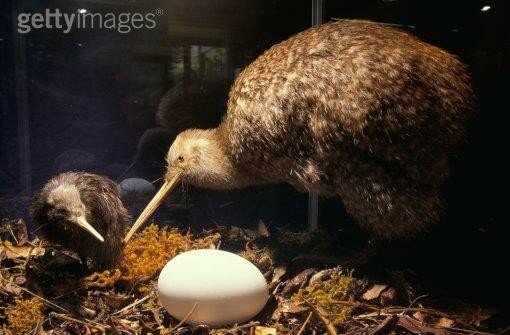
[
  {"x1": 125, "y1": 20, "x2": 475, "y2": 242},
  {"x1": 31, "y1": 172, "x2": 130, "y2": 270}
]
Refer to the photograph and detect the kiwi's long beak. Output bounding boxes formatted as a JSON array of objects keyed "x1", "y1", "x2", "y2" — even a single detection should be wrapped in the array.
[
  {"x1": 76, "y1": 216, "x2": 105, "y2": 242},
  {"x1": 123, "y1": 173, "x2": 182, "y2": 243}
]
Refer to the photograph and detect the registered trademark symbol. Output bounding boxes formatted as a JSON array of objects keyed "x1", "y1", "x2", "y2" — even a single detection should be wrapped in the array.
[{"x1": 155, "y1": 8, "x2": 164, "y2": 16}]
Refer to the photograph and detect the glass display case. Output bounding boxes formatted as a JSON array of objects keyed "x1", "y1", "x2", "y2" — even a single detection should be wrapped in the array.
[
  {"x1": 1, "y1": 0, "x2": 313, "y2": 229},
  {"x1": 0, "y1": 0, "x2": 508, "y2": 315}
]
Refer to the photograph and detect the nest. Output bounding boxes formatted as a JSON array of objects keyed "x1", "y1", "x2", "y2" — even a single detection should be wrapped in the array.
[{"x1": 0, "y1": 218, "x2": 506, "y2": 334}]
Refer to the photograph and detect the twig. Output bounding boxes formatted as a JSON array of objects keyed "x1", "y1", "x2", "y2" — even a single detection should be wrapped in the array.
[
  {"x1": 367, "y1": 315, "x2": 398, "y2": 335},
  {"x1": 498, "y1": 325, "x2": 510, "y2": 335},
  {"x1": 150, "y1": 177, "x2": 163, "y2": 184},
  {"x1": 50, "y1": 312, "x2": 108, "y2": 333},
  {"x1": 355, "y1": 312, "x2": 494, "y2": 335},
  {"x1": 106, "y1": 318, "x2": 122, "y2": 335},
  {"x1": 296, "y1": 311, "x2": 313, "y2": 335},
  {"x1": 22, "y1": 244, "x2": 35, "y2": 269},
  {"x1": 331, "y1": 300, "x2": 377, "y2": 311},
  {"x1": 108, "y1": 316, "x2": 138, "y2": 334},
  {"x1": 150, "y1": 305, "x2": 163, "y2": 327},
  {"x1": 13, "y1": 284, "x2": 70, "y2": 314},
  {"x1": 385, "y1": 307, "x2": 477, "y2": 331},
  {"x1": 215, "y1": 321, "x2": 260, "y2": 333},
  {"x1": 168, "y1": 302, "x2": 198, "y2": 332},
  {"x1": 13, "y1": 283, "x2": 112, "y2": 334},
  {"x1": 332, "y1": 299, "x2": 478, "y2": 332},
  {"x1": 8, "y1": 225, "x2": 19, "y2": 244},
  {"x1": 400, "y1": 294, "x2": 428, "y2": 315},
  {"x1": 112, "y1": 295, "x2": 151, "y2": 315},
  {"x1": 53, "y1": 286, "x2": 82, "y2": 300},
  {"x1": 305, "y1": 299, "x2": 338, "y2": 335},
  {"x1": 28, "y1": 317, "x2": 44, "y2": 335}
]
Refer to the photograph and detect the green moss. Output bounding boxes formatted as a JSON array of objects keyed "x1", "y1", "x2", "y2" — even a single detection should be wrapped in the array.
[{"x1": 291, "y1": 270, "x2": 355, "y2": 325}]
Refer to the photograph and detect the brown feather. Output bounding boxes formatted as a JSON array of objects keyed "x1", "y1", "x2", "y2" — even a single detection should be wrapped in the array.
[
  {"x1": 31, "y1": 172, "x2": 130, "y2": 271},
  {"x1": 161, "y1": 20, "x2": 475, "y2": 240}
]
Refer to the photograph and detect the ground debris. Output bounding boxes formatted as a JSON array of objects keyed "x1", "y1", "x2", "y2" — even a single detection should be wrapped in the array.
[
  {"x1": 84, "y1": 224, "x2": 220, "y2": 288},
  {"x1": 0, "y1": 218, "x2": 506, "y2": 335},
  {"x1": 4, "y1": 298, "x2": 44, "y2": 334}
]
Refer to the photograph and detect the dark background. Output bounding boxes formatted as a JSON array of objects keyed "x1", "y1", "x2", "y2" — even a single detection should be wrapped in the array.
[{"x1": 0, "y1": 0, "x2": 508, "y2": 307}]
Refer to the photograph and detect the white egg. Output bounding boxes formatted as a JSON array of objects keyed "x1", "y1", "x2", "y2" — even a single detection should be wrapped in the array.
[{"x1": 158, "y1": 249, "x2": 269, "y2": 326}]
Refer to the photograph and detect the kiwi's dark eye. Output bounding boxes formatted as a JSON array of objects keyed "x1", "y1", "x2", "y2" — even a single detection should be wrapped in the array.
[
  {"x1": 52, "y1": 208, "x2": 68, "y2": 220},
  {"x1": 177, "y1": 155, "x2": 184, "y2": 163}
]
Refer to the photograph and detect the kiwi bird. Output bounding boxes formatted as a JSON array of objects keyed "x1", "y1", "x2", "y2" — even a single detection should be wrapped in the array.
[
  {"x1": 125, "y1": 20, "x2": 474, "y2": 243},
  {"x1": 31, "y1": 172, "x2": 130, "y2": 270}
]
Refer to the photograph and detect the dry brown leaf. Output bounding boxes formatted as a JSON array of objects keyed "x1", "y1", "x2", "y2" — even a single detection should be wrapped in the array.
[
  {"x1": 1, "y1": 281, "x2": 22, "y2": 296},
  {"x1": 307, "y1": 302, "x2": 338, "y2": 335},
  {"x1": 0, "y1": 241, "x2": 45, "y2": 260},
  {"x1": 435, "y1": 317, "x2": 455, "y2": 328},
  {"x1": 13, "y1": 275, "x2": 26, "y2": 285},
  {"x1": 362, "y1": 284, "x2": 388, "y2": 301},
  {"x1": 35, "y1": 319, "x2": 48, "y2": 335},
  {"x1": 280, "y1": 300, "x2": 308, "y2": 314},
  {"x1": 271, "y1": 266, "x2": 287, "y2": 285},
  {"x1": 309, "y1": 268, "x2": 336, "y2": 285},
  {"x1": 0, "y1": 218, "x2": 29, "y2": 245},
  {"x1": 281, "y1": 268, "x2": 316, "y2": 297},
  {"x1": 101, "y1": 292, "x2": 131, "y2": 309},
  {"x1": 396, "y1": 315, "x2": 444, "y2": 335},
  {"x1": 255, "y1": 326, "x2": 277, "y2": 335},
  {"x1": 3, "y1": 243, "x2": 44, "y2": 260},
  {"x1": 258, "y1": 220, "x2": 270, "y2": 237},
  {"x1": 470, "y1": 307, "x2": 497, "y2": 327},
  {"x1": 380, "y1": 287, "x2": 397, "y2": 306},
  {"x1": 412, "y1": 311, "x2": 425, "y2": 322},
  {"x1": 0, "y1": 247, "x2": 6, "y2": 262}
]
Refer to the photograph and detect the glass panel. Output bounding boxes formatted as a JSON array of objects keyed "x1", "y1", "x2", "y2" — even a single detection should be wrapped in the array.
[
  {"x1": 0, "y1": 1, "x2": 506, "y2": 241},
  {"x1": 320, "y1": 0, "x2": 506, "y2": 234},
  {"x1": 0, "y1": 0, "x2": 312, "y2": 230}
]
